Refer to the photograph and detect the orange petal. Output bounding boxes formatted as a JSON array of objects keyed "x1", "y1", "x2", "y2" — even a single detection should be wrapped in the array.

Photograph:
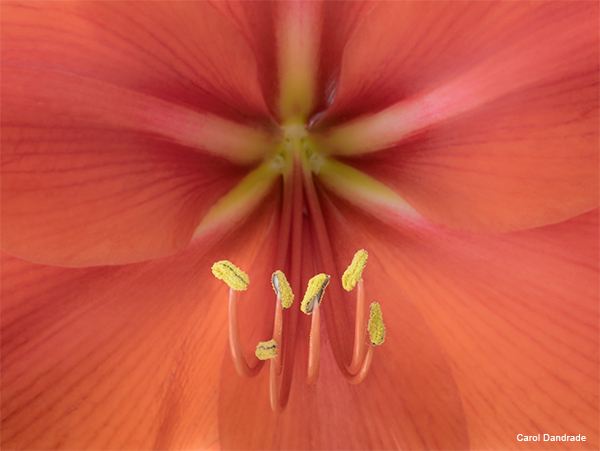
[
  {"x1": 218, "y1": 219, "x2": 469, "y2": 450},
  {"x1": 1, "y1": 112, "x2": 255, "y2": 265},
  {"x1": 321, "y1": 187, "x2": 599, "y2": 449},
  {"x1": 1, "y1": 194, "x2": 280, "y2": 450},
  {"x1": 210, "y1": 1, "x2": 376, "y2": 122},
  {"x1": 2, "y1": 1, "x2": 283, "y2": 267},
  {"x1": 314, "y1": 1, "x2": 598, "y2": 231},
  {"x1": 3, "y1": 1, "x2": 270, "y2": 121}
]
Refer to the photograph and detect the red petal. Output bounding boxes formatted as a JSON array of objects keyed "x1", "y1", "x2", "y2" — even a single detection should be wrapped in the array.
[
  {"x1": 322, "y1": 187, "x2": 599, "y2": 449},
  {"x1": 1, "y1": 196, "x2": 279, "y2": 450},
  {"x1": 218, "y1": 220, "x2": 468, "y2": 450},
  {"x1": 315, "y1": 1, "x2": 599, "y2": 231},
  {"x1": 210, "y1": 1, "x2": 375, "y2": 122}
]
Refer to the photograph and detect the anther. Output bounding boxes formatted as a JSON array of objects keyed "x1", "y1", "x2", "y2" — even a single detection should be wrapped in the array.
[
  {"x1": 301, "y1": 274, "x2": 329, "y2": 384},
  {"x1": 342, "y1": 249, "x2": 368, "y2": 291},
  {"x1": 301, "y1": 273, "x2": 330, "y2": 314},
  {"x1": 211, "y1": 260, "x2": 249, "y2": 291},
  {"x1": 256, "y1": 339, "x2": 278, "y2": 360},
  {"x1": 347, "y1": 303, "x2": 386, "y2": 385},
  {"x1": 272, "y1": 270, "x2": 294, "y2": 309},
  {"x1": 368, "y1": 302, "x2": 386, "y2": 345}
]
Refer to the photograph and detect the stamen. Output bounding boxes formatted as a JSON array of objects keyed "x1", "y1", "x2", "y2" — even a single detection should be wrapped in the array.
[
  {"x1": 342, "y1": 249, "x2": 368, "y2": 291},
  {"x1": 346, "y1": 303, "x2": 386, "y2": 385},
  {"x1": 347, "y1": 343, "x2": 374, "y2": 386},
  {"x1": 348, "y1": 278, "x2": 368, "y2": 375},
  {"x1": 272, "y1": 270, "x2": 294, "y2": 309},
  {"x1": 227, "y1": 288, "x2": 264, "y2": 377},
  {"x1": 212, "y1": 261, "x2": 263, "y2": 377},
  {"x1": 301, "y1": 274, "x2": 329, "y2": 384},
  {"x1": 306, "y1": 301, "x2": 321, "y2": 385},
  {"x1": 211, "y1": 260, "x2": 249, "y2": 291},
  {"x1": 256, "y1": 339, "x2": 278, "y2": 360},
  {"x1": 368, "y1": 302, "x2": 386, "y2": 346},
  {"x1": 272, "y1": 288, "x2": 284, "y2": 375},
  {"x1": 301, "y1": 273, "x2": 330, "y2": 314},
  {"x1": 268, "y1": 285, "x2": 285, "y2": 412},
  {"x1": 269, "y1": 353, "x2": 284, "y2": 414}
]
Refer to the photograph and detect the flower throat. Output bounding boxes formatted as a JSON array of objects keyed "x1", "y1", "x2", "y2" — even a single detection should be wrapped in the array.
[{"x1": 211, "y1": 125, "x2": 386, "y2": 413}]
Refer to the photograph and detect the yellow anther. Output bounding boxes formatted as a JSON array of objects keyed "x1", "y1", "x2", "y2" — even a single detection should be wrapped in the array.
[
  {"x1": 255, "y1": 339, "x2": 277, "y2": 360},
  {"x1": 211, "y1": 260, "x2": 249, "y2": 291},
  {"x1": 368, "y1": 302, "x2": 386, "y2": 345},
  {"x1": 342, "y1": 249, "x2": 368, "y2": 291},
  {"x1": 301, "y1": 274, "x2": 330, "y2": 315},
  {"x1": 272, "y1": 270, "x2": 294, "y2": 309}
]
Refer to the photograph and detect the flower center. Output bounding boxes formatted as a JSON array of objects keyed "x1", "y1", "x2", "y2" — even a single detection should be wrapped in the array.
[
  {"x1": 212, "y1": 177, "x2": 387, "y2": 413},
  {"x1": 203, "y1": 120, "x2": 389, "y2": 412}
]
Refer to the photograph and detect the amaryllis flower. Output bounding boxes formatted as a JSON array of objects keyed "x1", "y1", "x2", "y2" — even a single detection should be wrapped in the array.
[{"x1": 2, "y1": 1, "x2": 598, "y2": 450}]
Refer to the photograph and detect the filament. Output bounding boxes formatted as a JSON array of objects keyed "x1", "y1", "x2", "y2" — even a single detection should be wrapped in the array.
[
  {"x1": 306, "y1": 301, "x2": 321, "y2": 385},
  {"x1": 348, "y1": 278, "x2": 368, "y2": 375},
  {"x1": 268, "y1": 295, "x2": 285, "y2": 413},
  {"x1": 347, "y1": 343, "x2": 374, "y2": 385},
  {"x1": 228, "y1": 288, "x2": 264, "y2": 377}
]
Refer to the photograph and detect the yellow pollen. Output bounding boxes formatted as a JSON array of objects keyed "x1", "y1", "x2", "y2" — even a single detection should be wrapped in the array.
[
  {"x1": 368, "y1": 302, "x2": 386, "y2": 345},
  {"x1": 255, "y1": 339, "x2": 277, "y2": 360},
  {"x1": 301, "y1": 273, "x2": 330, "y2": 315},
  {"x1": 342, "y1": 249, "x2": 368, "y2": 291},
  {"x1": 211, "y1": 260, "x2": 249, "y2": 291},
  {"x1": 272, "y1": 270, "x2": 294, "y2": 309}
]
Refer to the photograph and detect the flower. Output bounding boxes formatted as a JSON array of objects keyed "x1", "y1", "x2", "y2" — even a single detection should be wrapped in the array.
[{"x1": 1, "y1": 1, "x2": 598, "y2": 450}]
